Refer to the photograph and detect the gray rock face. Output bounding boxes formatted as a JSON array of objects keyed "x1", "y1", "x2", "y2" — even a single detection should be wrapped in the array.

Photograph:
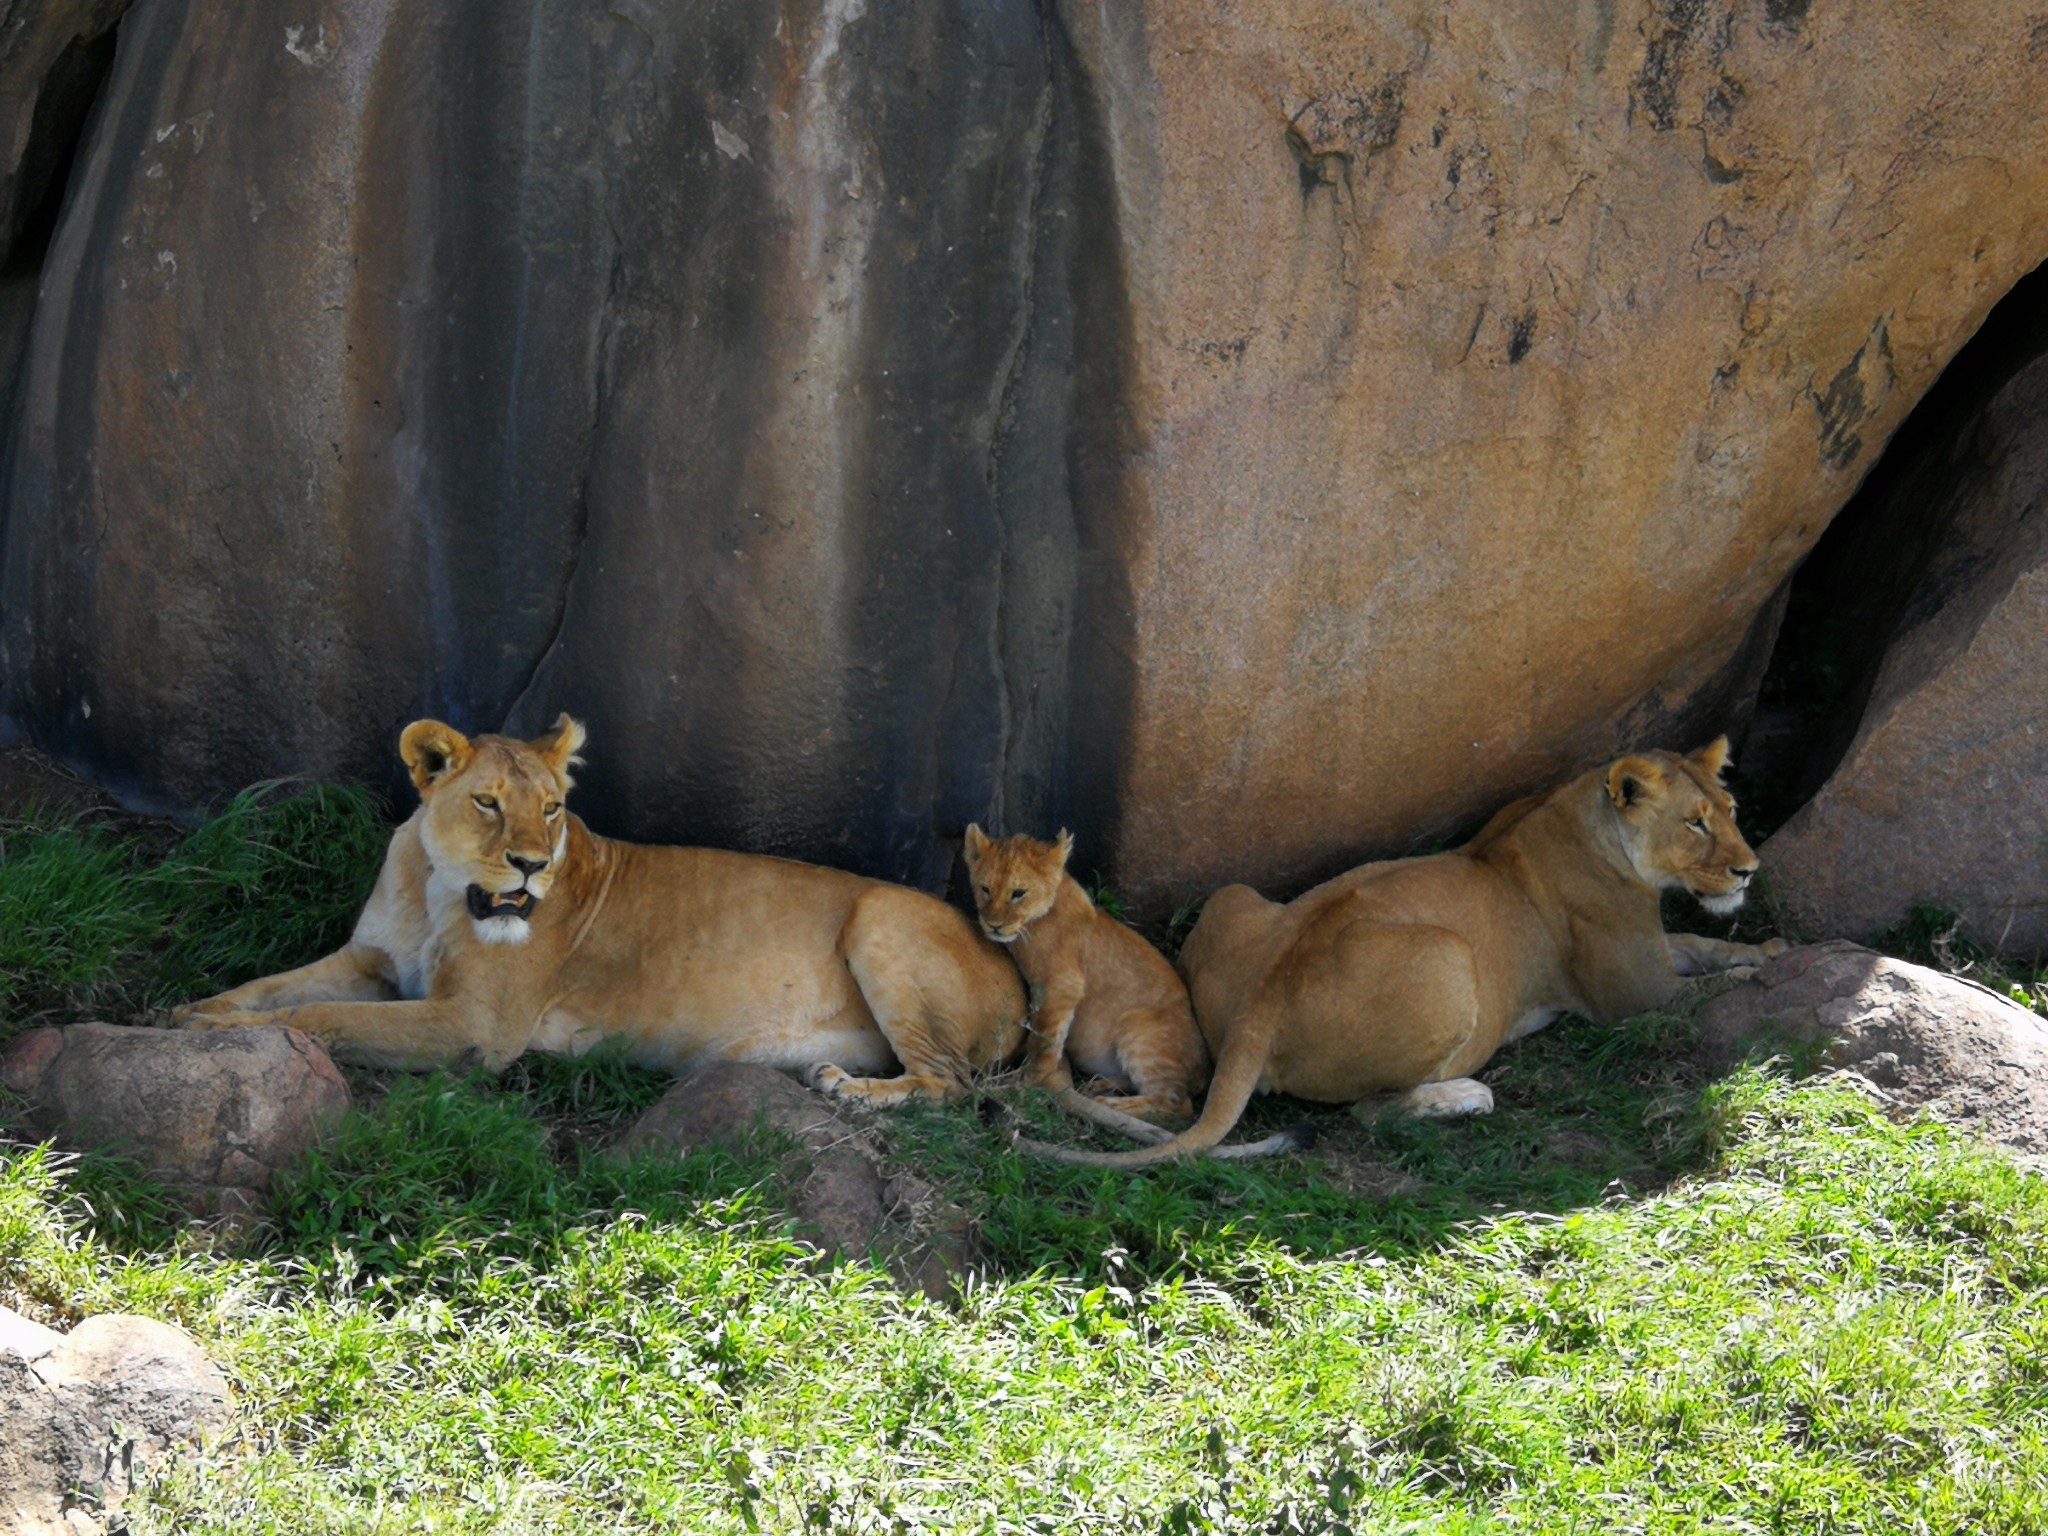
[
  {"x1": 0, "y1": 1022, "x2": 350, "y2": 1215},
  {"x1": 0, "y1": 0, "x2": 1081, "y2": 892},
  {"x1": 1697, "y1": 942, "x2": 2048, "y2": 1154},
  {"x1": 618, "y1": 1061, "x2": 973, "y2": 1297},
  {"x1": 1763, "y1": 336, "x2": 2048, "y2": 957},
  {"x1": 0, "y1": 1307, "x2": 232, "y2": 1536}
]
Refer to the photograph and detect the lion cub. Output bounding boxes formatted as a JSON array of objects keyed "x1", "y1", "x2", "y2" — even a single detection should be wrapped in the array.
[{"x1": 963, "y1": 825, "x2": 1210, "y2": 1124}]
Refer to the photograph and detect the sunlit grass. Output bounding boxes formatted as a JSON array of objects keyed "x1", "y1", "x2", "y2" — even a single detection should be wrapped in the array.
[{"x1": 1, "y1": 791, "x2": 2045, "y2": 1532}]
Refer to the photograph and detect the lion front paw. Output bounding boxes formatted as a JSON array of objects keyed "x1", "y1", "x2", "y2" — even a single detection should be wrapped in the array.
[
  {"x1": 1760, "y1": 938, "x2": 1791, "y2": 958},
  {"x1": 806, "y1": 1062, "x2": 851, "y2": 1096}
]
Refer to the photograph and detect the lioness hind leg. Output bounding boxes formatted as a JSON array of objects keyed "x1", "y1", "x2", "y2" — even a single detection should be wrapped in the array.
[
  {"x1": 1399, "y1": 1077, "x2": 1495, "y2": 1119},
  {"x1": 834, "y1": 887, "x2": 1027, "y2": 1105}
]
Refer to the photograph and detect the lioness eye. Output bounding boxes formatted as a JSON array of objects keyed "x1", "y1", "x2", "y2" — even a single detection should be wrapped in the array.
[
  {"x1": 1010, "y1": 888, "x2": 1027, "y2": 900},
  {"x1": 473, "y1": 794, "x2": 498, "y2": 812},
  {"x1": 978, "y1": 885, "x2": 991, "y2": 899},
  {"x1": 544, "y1": 802, "x2": 562, "y2": 818},
  {"x1": 1689, "y1": 817, "x2": 1709, "y2": 834}
]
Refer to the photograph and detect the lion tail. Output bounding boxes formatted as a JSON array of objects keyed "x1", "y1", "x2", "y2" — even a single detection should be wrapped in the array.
[{"x1": 1013, "y1": 1002, "x2": 1312, "y2": 1168}]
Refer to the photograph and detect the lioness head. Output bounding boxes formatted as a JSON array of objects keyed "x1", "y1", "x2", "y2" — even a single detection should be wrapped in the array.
[
  {"x1": 962, "y1": 825, "x2": 1072, "y2": 944},
  {"x1": 1605, "y1": 736, "x2": 1758, "y2": 915},
  {"x1": 399, "y1": 714, "x2": 587, "y2": 945}
]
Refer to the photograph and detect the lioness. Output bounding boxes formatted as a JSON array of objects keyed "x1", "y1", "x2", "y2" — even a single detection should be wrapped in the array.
[
  {"x1": 1021, "y1": 738, "x2": 1784, "y2": 1166},
  {"x1": 176, "y1": 716, "x2": 1026, "y2": 1103},
  {"x1": 963, "y1": 825, "x2": 1211, "y2": 1127}
]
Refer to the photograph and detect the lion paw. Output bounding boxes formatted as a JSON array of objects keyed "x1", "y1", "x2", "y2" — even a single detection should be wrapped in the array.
[
  {"x1": 806, "y1": 1062, "x2": 851, "y2": 1096},
  {"x1": 1402, "y1": 1078, "x2": 1495, "y2": 1120},
  {"x1": 1760, "y1": 938, "x2": 1790, "y2": 958}
]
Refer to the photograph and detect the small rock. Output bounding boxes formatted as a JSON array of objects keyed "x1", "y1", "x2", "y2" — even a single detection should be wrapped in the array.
[
  {"x1": 616, "y1": 1062, "x2": 978, "y2": 1297},
  {"x1": 1697, "y1": 941, "x2": 2048, "y2": 1153},
  {"x1": 0, "y1": 1022, "x2": 350, "y2": 1221},
  {"x1": 0, "y1": 1305, "x2": 232, "y2": 1536}
]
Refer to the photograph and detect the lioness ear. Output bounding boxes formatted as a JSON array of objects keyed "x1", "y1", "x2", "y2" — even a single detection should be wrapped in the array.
[
  {"x1": 400, "y1": 720, "x2": 473, "y2": 796},
  {"x1": 1052, "y1": 829, "x2": 1074, "y2": 871},
  {"x1": 1689, "y1": 735, "x2": 1732, "y2": 781},
  {"x1": 532, "y1": 713, "x2": 587, "y2": 785},
  {"x1": 1605, "y1": 755, "x2": 1665, "y2": 813}
]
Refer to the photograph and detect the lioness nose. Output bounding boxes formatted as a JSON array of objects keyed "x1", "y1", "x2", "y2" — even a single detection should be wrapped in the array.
[
  {"x1": 1732, "y1": 863, "x2": 1758, "y2": 879},
  {"x1": 508, "y1": 853, "x2": 549, "y2": 876}
]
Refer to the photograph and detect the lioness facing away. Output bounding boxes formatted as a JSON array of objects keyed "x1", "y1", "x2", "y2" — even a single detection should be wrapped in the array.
[
  {"x1": 176, "y1": 716, "x2": 1026, "y2": 1103},
  {"x1": 1021, "y1": 738, "x2": 1785, "y2": 1166},
  {"x1": 963, "y1": 825, "x2": 1211, "y2": 1126}
]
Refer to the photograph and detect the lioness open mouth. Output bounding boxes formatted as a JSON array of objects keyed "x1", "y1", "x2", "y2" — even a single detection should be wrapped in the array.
[{"x1": 467, "y1": 885, "x2": 537, "y2": 921}]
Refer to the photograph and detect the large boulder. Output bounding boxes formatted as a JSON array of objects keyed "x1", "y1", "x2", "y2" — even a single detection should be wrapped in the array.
[
  {"x1": 1, "y1": 1022, "x2": 350, "y2": 1216},
  {"x1": 1, "y1": 2, "x2": 2046, "y2": 909},
  {"x1": 1762, "y1": 336, "x2": 2048, "y2": 954},
  {"x1": 0, "y1": 1306, "x2": 232, "y2": 1536},
  {"x1": 1697, "y1": 941, "x2": 2048, "y2": 1154},
  {"x1": 0, "y1": 0, "x2": 1065, "y2": 890},
  {"x1": 617, "y1": 1062, "x2": 974, "y2": 1297},
  {"x1": 1058, "y1": 0, "x2": 2048, "y2": 905}
]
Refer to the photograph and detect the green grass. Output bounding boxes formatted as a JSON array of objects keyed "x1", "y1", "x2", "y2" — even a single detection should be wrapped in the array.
[
  {"x1": 0, "y1": 780, "x2": 387, "y2": 1030},
  {"x1": 2, "y1": 789, "x2": 2047, "y2": 1532}
]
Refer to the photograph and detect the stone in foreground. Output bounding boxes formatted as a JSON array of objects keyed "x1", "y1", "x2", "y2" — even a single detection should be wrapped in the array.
[
  {"x1": 1697, "y1": 942, "x2": 2048, "y2": 1154},
  {"x1": 1, "y1": 1022, "x2": 350, "y2": 1218},
  {"x1": 616, "y1": 1062, "x2": 974, "y2": 1297},
  {"x1": 0, "y1": 1305, "x2": 232, "y2": 1536}
]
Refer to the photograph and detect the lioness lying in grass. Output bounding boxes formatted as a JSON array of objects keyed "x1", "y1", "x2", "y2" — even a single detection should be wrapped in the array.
[
  {"x1": 1019, "y1": 739, "x2": 1785, "y2": 1165},
  {"x1": 176, "y1": 716, "x2": 1025, "y2": 1104}
]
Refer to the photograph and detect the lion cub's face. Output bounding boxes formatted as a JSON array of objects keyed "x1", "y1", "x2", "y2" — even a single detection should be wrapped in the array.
[
  {"x1": 400, "y1": 714, "x2": 586, "y2": 945},
  {"x1": 1606, "y1": 737, "x2": 1760, "y2": 915},
  {"x1": 963, "y1": 825, "x2": 1072, "y2": 945}
]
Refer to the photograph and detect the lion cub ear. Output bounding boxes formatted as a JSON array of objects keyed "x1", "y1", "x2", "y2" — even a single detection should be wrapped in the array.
[
  {"x1": 400, "y1": 720, "x2": 473, "y2": 795},
  {"x1": 1688, "y1": 736, "x2": 1732, "y2": 782},
  {"x1": 1051, "y1": 829, "x2": 1075, "y2": 872},
  {"x1": 1605, "y1": 755, "x2": 1666, "y2": 814},
  {"x1": 963, "y1": 823, "x2": 991, "y2": 864},
  {"x1": 532, "y1": 714, "x2": 587, "y2": 785}
]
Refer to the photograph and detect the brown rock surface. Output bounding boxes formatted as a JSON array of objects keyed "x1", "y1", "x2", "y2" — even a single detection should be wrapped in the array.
[
  {"x1": 1763, "y1": 347, "x2": 2048, "y2": 955},
  {"x1": 2, "y1": 3, "x2": 2047, "y2": 912},
  {"x1": 617, "y1": 1062, "x2": 975, "y2": 1296},
  {"x1": 1, "y1": 1022, "x2": 350, "y2": 1215},
  {"x1": 0, "y1": 1307, "x2": 232, "y2": 1536},
  {"x1": 1061, "y1": 1, "x2": 2048, "y2": 905},
  {"x1": 1697, "y1": 941, "x2": 2048, "y2": 1153}
]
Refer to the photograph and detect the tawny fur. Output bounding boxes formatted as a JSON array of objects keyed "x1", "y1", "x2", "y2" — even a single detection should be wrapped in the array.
[
  {"x1": 1025, "y1": 738, "x2": 1786, "y2": 1167},
  {"x1": 964, "y1": 826, "x2": 1211, "y2": 1127},
  {"x1": 175, "y1": 716, "x2": 1025, "y2": 1104}
]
